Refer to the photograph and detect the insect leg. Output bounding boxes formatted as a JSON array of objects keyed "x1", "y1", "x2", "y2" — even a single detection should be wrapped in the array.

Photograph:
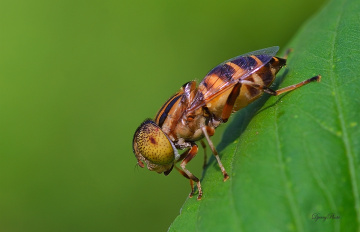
[
  {"x1": 180, "y1": 144, "x2": 203, "y2": 200},
  {"x1": 174, "y1": 166, "x2": 195, "y2": 198},
  {"x1": 200, "y1": 140, "x2": 207, "y2": 169},
  {"x1": 201, "y1": 126, "x2": 230, "y2": 181},
  {"x1": 221, "y1": 82, "x2": 242, "y2": 122},
  {"x1": 240, "y1": 75, "x2": 321, "y2": 96},
  {"x1": 283, "y1": 48, "x2": 293, "y2": 59},
  {"x1": 174, "y1": 148, "x2": 195, "y2": 196},
  {"x1": 272, "y1": 75, "x2": 321, "y2": 95},
  {"x1": 176, "y1": 148, "x2": 191, "y2": 162}
]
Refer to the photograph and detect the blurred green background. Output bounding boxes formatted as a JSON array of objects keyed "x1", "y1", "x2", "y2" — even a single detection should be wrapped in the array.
[{"x1": 0, "y1": 0, "x2": 326, "y2": 231}]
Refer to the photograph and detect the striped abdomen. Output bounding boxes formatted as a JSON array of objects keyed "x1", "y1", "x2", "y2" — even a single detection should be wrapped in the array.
[{"x1": 196, "y1": 55, "x2": 286, "y2": 119}]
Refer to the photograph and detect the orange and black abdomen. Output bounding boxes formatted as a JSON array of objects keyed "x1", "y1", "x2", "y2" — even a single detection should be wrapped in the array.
[
  {"x1": 201, "y1": 55, "x2": 286, "y2": 97},
  {"x1": 191, "y1": 54, "x2": 286, "y2": 118},
  {"x1": 231, "y1": 56, "x2": 286, "y2": 111}
]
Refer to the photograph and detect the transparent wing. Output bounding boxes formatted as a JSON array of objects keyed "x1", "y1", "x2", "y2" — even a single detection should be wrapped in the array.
[{"x1": 187, "y1": 46, "x2": 279, "y2": 113}]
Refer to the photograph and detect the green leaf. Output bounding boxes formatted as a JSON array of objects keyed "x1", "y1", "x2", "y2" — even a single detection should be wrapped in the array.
[{"x1": 169, "y1": 0, "x2": 360, "y2": 231}]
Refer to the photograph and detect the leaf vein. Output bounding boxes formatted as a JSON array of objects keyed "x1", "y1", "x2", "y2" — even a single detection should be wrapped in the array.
[
  {"x1": 229, "y1": 140, "x2": 242, "y2": 232},
  {"x1": 294, "y1": 105, "x2": 341, "y2": 137},
  {"x1": 303, "y1": 138, "x2": 340, "y2": 232},
  {"x1": 274, "y1": 106, "x2": 304, "y2": 232},
  {"x1": 329, "y1": 0, "x2": 360, "y2": 229}
]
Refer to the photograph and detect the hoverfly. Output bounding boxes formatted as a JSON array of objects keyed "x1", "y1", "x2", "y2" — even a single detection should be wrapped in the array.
[{"x1": 133, "y1": 46, "x2": 320, "y2": 200}]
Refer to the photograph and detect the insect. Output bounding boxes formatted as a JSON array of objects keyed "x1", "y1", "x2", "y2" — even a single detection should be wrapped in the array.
[{"x1": 132, "y1": 46, "x2": 321, "y2": 200}]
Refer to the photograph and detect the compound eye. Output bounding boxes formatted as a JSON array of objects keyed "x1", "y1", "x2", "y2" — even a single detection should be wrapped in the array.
[{"x1": 133, "y1": 120, "x2": 175, "y2": 165}]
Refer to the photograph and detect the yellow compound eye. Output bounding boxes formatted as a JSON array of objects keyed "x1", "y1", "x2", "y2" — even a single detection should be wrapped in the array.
[{"x1": 133, "y1": 120, "x2": 175, "y2": 165}]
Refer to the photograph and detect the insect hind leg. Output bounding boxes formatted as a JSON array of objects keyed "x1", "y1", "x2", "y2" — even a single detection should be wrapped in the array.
[
  {"x1": 240, "y1": 75, "x2": 321, "y2": 96},
  {"x1": 283, "y1": 48, "x2": 293, "y2": 59}
]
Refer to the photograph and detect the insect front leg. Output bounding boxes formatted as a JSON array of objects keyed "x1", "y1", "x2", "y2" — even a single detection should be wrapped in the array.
[
  {"x1": 201, "y1": 126, "x2": 229, "y2": 181},
  {"x1": 175, "y1": 148, "x2": 196, "y2": 197},
  {"x1": 174, "y1": 166, "x2": 195, "y2": 198},
  {"x1": 179, "y1": 144, "x2": 203, "y2": 200}
]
